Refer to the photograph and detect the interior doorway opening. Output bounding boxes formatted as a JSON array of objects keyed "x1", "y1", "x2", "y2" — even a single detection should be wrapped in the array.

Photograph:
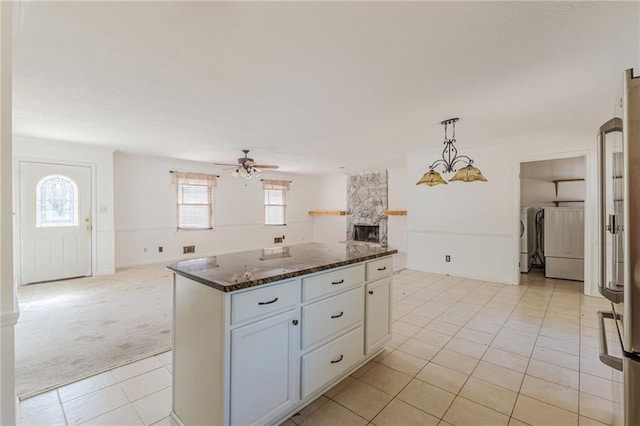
[{"x1": 518, "y1": 156, "x2": 587, "y2": 289}]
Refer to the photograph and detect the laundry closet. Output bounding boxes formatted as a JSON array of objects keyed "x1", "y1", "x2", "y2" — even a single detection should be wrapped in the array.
[{"x1": 519, "y1": 157, "x2": 586, "y2": 282}]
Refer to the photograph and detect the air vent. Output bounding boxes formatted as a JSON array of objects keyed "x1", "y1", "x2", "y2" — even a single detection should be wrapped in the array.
[{"x1": 183, "y1": 245, "x2": 195, "y2": 254}]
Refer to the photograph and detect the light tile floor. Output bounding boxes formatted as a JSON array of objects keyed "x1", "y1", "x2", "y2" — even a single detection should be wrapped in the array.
[{"x1": 20, "y1": 269, "x2": 619, "y2": 426}]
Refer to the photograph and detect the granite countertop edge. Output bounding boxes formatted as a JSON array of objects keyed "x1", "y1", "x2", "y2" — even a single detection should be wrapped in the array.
[{"x1": 167, "y1": 249, "x2": 398, "y2": 292}]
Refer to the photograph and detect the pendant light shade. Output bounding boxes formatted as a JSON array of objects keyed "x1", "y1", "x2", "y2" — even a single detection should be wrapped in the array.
[
  {"x1": 449, "y1": 164, "x2": 488, "y2": 183},
  {"x1": 416, "y1": 170, "x2": 448, "y2": 186}
]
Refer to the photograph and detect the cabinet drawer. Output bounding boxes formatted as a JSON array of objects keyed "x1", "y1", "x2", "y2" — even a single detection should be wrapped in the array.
[
  {"x1": 301, "y1": 326, "x2": 364, "y2": 398},
  {"x1": 302, "y1": 264, "x2": 365, "y2": 302},
  {"x1": 302, "y1": 287, "x2": 364, "y2": 348},
  {"x1": 231, "y1": 280, "x2": 300, "y2": 325},
  {"x1": 366, "y1": 257, "x2": 393, "y2": 281}
]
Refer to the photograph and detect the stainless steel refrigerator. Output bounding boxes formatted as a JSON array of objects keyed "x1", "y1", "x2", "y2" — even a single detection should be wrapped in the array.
[{"x1": 597, "y1": 68, "x2": 640, "y2": 426}]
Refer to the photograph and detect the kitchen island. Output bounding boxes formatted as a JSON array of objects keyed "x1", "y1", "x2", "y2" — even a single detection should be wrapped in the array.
[{"x1": 167, "y1": 242, "x2": 397, "y2": 426}]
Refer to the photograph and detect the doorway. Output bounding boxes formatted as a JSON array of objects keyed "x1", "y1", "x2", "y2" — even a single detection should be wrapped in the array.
[
  {"x1": 518, "y1": 156, "x2": 587, "y2": 287},
  {"x1": 19, "y1": 161, "x2": 92, "y2": 284}
]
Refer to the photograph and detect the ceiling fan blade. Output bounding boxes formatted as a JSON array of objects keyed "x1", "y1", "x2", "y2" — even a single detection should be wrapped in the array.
[
  {"x1": 253, "y1": 165, "x2": 279, "y2": 169},
  {"x1": 213, "y1": 162, "x2": 240, "y2": 167}
]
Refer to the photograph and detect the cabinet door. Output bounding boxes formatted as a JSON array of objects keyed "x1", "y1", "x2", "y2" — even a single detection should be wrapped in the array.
[
  {"x1": 365, "y1": 277, "x2": 392, "y2": 354},
  {"x1": 230, "y1": 310, "x2": 300, "y2": 426}
]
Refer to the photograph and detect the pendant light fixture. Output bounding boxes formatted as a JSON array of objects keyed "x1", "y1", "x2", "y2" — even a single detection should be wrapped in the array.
[{"x1": 416, "y1": 118, "x2": 487, "y2": 186}]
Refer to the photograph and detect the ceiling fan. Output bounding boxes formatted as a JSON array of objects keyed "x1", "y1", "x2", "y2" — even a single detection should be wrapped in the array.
[{"x1": 214, "y1": 149, "x2": 279, "y2": 179}]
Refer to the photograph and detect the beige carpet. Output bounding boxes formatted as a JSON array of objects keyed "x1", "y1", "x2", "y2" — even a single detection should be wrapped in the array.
[{"x1": 15, "y1": 263, "x2": 173, "y2": 398}]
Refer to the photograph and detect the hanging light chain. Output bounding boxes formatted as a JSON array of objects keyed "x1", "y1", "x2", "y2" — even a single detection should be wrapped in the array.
[{"x1": 443, "y1": 121, "x2": 449, "y2": 143}]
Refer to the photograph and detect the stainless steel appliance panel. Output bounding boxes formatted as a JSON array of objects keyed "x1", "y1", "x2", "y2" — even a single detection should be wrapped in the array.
[
  {"x1": 623, "y1": 68, "x2": 640, "y2": 354},
  {"x1": 597, "y1": 68, "x2": 640, "y2": 426}
]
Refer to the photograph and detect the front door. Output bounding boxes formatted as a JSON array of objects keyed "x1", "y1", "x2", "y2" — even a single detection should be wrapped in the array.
[{"x1": 19, "y1": 161, "x2": 92, "y2": 284}]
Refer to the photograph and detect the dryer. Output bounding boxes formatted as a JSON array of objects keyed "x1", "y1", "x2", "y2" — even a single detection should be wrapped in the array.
[{"x1": 520, "y1": 207, "x2": 534, "y2": 273}]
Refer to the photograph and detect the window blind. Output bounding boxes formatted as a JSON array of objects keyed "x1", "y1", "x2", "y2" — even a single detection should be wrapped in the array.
[
  {"x1": 264, "y1": 188, "x2": 286, "y2": 226},
  {"x1": 174, "y1": 171, "x2": 216, "y2": 230}
]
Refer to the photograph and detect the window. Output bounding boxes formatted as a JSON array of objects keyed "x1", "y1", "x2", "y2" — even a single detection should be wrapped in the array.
[
  {"x1": 172, "y1": 172, "x2": 217, "y2": 230},
  {"x1": 36, "y1": 175, "x2": 79, "y2": 227},
  {"x1": 263, "y1": 180, "x2": 290, "y2": 226}
]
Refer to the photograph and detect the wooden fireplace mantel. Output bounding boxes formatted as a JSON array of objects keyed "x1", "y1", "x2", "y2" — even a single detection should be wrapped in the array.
[{"x1": 308, "y1": 210, "x2": 347, "y2": 216}]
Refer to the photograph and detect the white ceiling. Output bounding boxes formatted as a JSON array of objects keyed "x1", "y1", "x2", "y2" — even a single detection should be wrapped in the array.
[{"x1": 12, "y1": 1, "x2": 639, "y2": 174}]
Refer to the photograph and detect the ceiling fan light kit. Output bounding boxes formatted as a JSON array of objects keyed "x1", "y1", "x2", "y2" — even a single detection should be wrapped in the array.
[
  {"x1": 215, "y1": 149, "x2": 278, "y2": 180},
  {"x1": 416, "y1": 118, "x2": 487, "y2": 187},
  {"x1": 232, "y1": 165, "x2": 261, "y2": 179}
]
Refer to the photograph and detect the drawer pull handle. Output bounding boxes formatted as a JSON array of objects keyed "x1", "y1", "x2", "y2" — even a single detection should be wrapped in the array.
[
  {"x1": 292, "y1": 319, "x2": 299, "y2": 326},
  {"x1": 330, "y1": 355, "x2": 344, "y2": 364},
  {"x1": 331, "y1": 311, "x2": 344, "y2": 319},
  {"x1": 331, "y1": 279, "x2": 345, "y2": 285},
  {"x1": 368, "y1": 290, "x2": 374, "y2": 295},
  {"x1": 258, "y1": 297, "x2": 279, "y2": 306},
  {"x1": 377, "y1": 266, "x2": 387, "y2": 271}
]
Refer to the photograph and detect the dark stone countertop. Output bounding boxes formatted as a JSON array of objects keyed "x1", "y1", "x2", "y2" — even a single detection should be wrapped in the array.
[{"x1": 167, "y1": 242, "x2": 398, "y2": 292}]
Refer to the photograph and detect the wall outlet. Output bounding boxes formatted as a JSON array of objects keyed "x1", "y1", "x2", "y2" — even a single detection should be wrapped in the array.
[
  {"x1": 445, "y1": 255, "x2": 451, "y2": 262},
  {"x1": 183, "y1": 245, "x2": 195, "y2": 254},
  {"x1": 274, "y1": 237, "x2": 283, "y2": 244},
  {"x1": 158, "y1": 246, "x2": 163, "y2": 253},
  {"x1": 143, "y1": 248, "x2": 148, "y2": 253}
]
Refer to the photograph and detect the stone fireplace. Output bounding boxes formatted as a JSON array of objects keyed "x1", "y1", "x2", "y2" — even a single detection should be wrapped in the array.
[{"x1": 347, "y1": 171, "x2": 388, "y2": 245}]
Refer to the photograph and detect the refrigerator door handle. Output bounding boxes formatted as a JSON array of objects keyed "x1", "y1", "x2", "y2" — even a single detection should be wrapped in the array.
[
  {"x1": 597, "y1": 118, "x2": 624, "y2": 303},
  {"x1": 597, "y1": 310, "x2": 623, "y2": 371},
  {"x1": 608, "y1": 214, "x2": 618, "y2": 234}
]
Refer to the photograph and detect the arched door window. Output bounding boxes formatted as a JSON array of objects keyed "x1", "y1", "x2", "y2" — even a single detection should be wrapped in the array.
[{"x1": 35, "y1": 175, "x2": 79, "y2": 227}]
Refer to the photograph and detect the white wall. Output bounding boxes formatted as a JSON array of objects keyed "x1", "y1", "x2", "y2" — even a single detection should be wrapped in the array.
[
  {"x1": 310, "y1": 167, "x2": 408, "y2": 252},
  {"x1": 406, "y1": 137, "x2": 597, "y2": 293},
  {"x1": 387, "y1": 166, "x2": 407, "y2": 252},
  {"x1": 13, "y1": 136, "x2": 116, "y2": 278},
  {"x1": 113, "y1": 153, "x2": 315, "y2": 267},
  {"x1": 311, "y1": 174, "x2": 348, "y2": 245}
]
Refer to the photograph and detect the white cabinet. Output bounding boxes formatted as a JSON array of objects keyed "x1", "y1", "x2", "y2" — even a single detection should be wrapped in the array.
[
  {"x1": 231, "y1": 279, "x2": 299, "y2": 325},
  {"x1": 230, "y1": 309, "x2": 300, "y2": 425},
  {"x1": 171, "y1": 255, "x2": 393, "y2": 426},
  {"x1": 365, "y1": 256, "x2": 393, "y2": 281},
  {"x1": 301, "y1": 286, "x2": 363, "y2": 348},
  {"x1": 302, "y1": 264, "x2": 365, "y2": 301},
  {"x1": 365, "y1": 276, "x2": 392, "y2": 354},
  {"x1": 301, "y1": 326, "x2": 364, "y2": 398}
]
